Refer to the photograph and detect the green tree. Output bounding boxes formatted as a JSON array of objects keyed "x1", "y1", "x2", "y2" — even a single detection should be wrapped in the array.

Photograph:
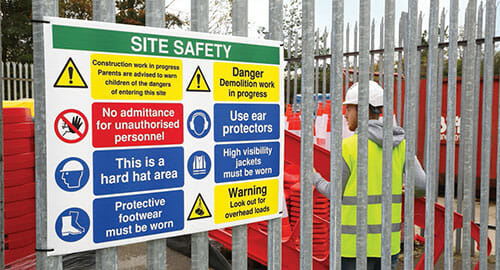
[
  {"x1": 1, "y1": 0, "x2": 33, "y2": 63},
  {"x1": 2, "y1": 0, "x2": 186, "y2": 63}
]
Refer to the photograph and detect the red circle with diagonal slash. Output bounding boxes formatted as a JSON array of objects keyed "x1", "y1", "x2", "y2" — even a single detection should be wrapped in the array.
[{"x1": 54, "y1": 109, "x2": 88, "y2": 143}]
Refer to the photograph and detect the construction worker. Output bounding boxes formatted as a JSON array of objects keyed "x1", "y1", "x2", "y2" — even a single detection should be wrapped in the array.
[{"x1": 313, "y1": 81, "x2": 426, "y2": 270}]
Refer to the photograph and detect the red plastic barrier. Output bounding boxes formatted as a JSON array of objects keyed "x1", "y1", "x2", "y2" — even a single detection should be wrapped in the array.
[{"x1": 3, "y1": 107, "x2": 36, "y2": 265}]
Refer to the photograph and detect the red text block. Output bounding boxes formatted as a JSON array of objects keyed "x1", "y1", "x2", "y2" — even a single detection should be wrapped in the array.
[{"x1": 92, "y1": 103, "x2": 183, "y2": 147}]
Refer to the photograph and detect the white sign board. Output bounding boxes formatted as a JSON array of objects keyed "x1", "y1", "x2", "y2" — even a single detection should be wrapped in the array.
[{"x1": 43, "y1": 17, "x2": 284, "y2": 255}]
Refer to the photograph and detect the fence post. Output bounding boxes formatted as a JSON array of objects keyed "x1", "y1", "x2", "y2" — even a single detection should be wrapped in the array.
[
  {"x1": 357, "y1": 0, "x2": 370, "y2": 268},
  {"x1": 444, "y1": 0, "x2": 459, "y2": 268},
  {"x1": 423, "y1": 0, "x2": 440, "y2": 268},
  {"x1": 92, "y1": 1, "x2": 118, "y2": 268},
  {"x1": 353, "y1": 22, "x2": 358, "y2": 84},
  {"x1": 189, "y1": 1, "x2": 210, "y2": 269},
  {"x1": 403, "y1": 1, "x2": 418, "y2": 269},
  {"x1": 300, "y1": 0, "x2": 314, "y2": 269},
  {"x1": 381, "y1": 0, "x2": 394, "y2": 268},
  {"x1": 33, "y1": 0, "x2": 61, "y2": 269},
  {"x1": 0, "y1": 14, "x2": 4, "y2": 270},
  {"x1": 480, "y1": 1, "x2": 495, "y2": 269},
  {"x1": 143, "y1": 0, "x2": 168, "y2": 269},
  {"x1": 231, "y1": 1, "x2": 249, "y2": 270},
  {"x1": 267, "y1": 1, "x2": 283, "y2": 268},
  {"x1": 330, "y1": 1, "x2": 343, "y2": 269},
  {"x1": 470, "y1": 5, "x2": 484, "y2": 245},
  {"x1": 461, "y1": 1, "x2": 478, "y2": 268}
]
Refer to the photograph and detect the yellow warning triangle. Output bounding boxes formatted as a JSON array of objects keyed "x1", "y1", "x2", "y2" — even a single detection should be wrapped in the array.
[
  {"x1": 186, "y1": 66, "x2": 210, "y2": 92},
  {"x1": 187, "y1": 193, "x2": 212, "y2": 220},
  {"x1": 53, "y1": 58, "x2": 88, "y2": 88}
]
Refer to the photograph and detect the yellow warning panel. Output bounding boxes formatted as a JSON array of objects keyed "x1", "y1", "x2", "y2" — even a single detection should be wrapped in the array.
[
  {"x1": 54, "y1": 58, "x2": 88, "y2": 88},
  {"x1": 214, "y1": 179, "x2": 278, "y2": 224},
  {"x1": 91, "y1": 54, "x2": 182, "y2": 100},
  {"x1": 213, "y1": 62, "x2": 279, "y2": 102},
  {"x1": 188, "y1": 194, "x2": 212, "y2": 221},
  {"x1": 186, "y1": 66, "x2": 210, "y2": 92}
]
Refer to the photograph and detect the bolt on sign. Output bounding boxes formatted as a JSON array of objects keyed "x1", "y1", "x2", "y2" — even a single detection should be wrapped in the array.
[{"x1": 43, "y1": 17, "x2": 284, "y2": 255}]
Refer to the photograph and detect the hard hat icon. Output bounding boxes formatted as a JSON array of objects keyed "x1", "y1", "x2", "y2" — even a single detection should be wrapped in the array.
[
  {"x1": 60, "y1": 160, "x2": 84, "y2": 172},
  {"x1": 55, "y1": 157, "x2": 89, "y2": 192}
]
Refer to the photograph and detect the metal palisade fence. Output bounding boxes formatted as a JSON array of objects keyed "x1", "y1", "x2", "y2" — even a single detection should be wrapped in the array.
[
  {"x1": 0, "y1": 0, "x2": 495, "y2": 269},
  {"x1": 2, "y1": 62, "x2": 34, "y2": 101}
]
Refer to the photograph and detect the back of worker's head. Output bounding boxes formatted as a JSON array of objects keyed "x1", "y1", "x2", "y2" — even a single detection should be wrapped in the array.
[{"x1": 343, "y1": 80, "x2": 384, "y2": 115}]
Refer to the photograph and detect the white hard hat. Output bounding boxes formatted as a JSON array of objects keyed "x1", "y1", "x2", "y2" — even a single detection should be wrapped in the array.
[
  {"x1": 343, "y1": 80, "x2": 384, "y2": 107},
  {"x1": 60, "y1": 160, "x2": 84, "y2": 172}
]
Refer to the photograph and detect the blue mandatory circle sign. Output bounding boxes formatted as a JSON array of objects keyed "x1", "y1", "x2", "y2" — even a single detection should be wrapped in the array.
[
  {"x1": 187, "y1": 110, "x2": 211, "y2": 138},
  {"x1": 55, "y1": 207, "x2": 90, "y2": 242},
  {"x1": 55, "y1": 157, "x2": 89, "y2": 192},
  {"x1": 187, "y1": 151, "x2": 211, "y2": 179}
]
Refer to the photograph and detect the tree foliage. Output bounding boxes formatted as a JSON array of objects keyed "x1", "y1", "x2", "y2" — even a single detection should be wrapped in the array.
[
  {"x1": 1, "y1": 0, "x2": 33, "y2": 63},
  {"x1": 1, "y1": 0, "x2": 186, "y2": 63}
]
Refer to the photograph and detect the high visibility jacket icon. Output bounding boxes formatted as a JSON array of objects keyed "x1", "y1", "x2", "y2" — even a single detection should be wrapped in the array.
[{"x1": 193, "y1": 155, "x2": 207, "y2": 175}]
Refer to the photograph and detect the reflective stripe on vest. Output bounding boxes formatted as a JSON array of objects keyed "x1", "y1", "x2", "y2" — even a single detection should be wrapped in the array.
[{"x1": 340, "y1": 134, "x2": 405, "y2": 258}]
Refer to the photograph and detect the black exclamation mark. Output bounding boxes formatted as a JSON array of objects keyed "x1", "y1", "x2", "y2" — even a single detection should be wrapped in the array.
[
  {"x1": 68, "y1": 67, "x2": 74, "y2": 84},
  {"x1": 196, "y1": 74, "x2": 200, "y2": 88}
]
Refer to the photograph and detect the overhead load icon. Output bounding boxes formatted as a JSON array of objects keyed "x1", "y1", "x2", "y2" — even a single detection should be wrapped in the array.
[{"x1": 188, "y1": 193, "x2": 212, "y2": 220}]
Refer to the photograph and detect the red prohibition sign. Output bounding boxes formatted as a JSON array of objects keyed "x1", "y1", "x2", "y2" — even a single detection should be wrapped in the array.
[{"x1": 54, "y1": 109, "x2": 89, "y2": 143}]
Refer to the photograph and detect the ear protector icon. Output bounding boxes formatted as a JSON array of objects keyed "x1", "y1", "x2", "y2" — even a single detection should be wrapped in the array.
[{"x1": 189, "y1": 111, "x2": 209, "y2": 137}]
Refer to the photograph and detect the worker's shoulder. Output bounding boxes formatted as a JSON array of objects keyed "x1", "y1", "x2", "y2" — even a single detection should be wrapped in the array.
[{"x1": 341, "y1": 134, "x2": 358, "y2": 148}]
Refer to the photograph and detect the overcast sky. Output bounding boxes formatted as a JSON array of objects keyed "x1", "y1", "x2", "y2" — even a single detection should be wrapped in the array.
[{"x1": 167, "y1": 0, "x2": 500, "y2": 42}]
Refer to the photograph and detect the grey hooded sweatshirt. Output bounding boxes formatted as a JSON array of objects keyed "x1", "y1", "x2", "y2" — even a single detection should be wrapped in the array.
[{"x1": 313, "y1": 119, "x2": 426, "y2": 199}]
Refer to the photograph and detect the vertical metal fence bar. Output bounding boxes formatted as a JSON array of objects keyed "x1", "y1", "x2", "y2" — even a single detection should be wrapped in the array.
[
  {"x1": 93, "y1": 1, "x2": 118, "y2": 268},
  {"x1": 330, "y1": 1, "x2": 343, "y2": 269},
  {"x1": 144, "y1": 0, "x2": 167, "y2": 268},
  {"x1": 33, "y1": 0, "x2": 61, "y2": 268},
  {"x1": 315, "y1": 30, "x2": 320, "y2": 104},
  {"x1": 286, "y1": 37, "x2": 291, "y2": 107},
  {"x1": 293, "y1": 37, "x2": 299, "y2": 112},
  {"x1": 357, "y1": 0, "x2": 370, "y2": 268},
  {"x1": 300, "y1": 0, "x2": 314, "y2": 269},
  {"x1": 6, "y1": 63, "x2": 10, "y2": 100},
  {"x1": 30, "y1": 64, "x2": 34, "y2": 98},
  {"x1": 12, "y1": 63, "x2": 17, "y2": 100},
  {"x1": 496, "y1": 11, "x2": 500, "y2": 268},
  {"x1": 322, "y1": 29, "x2": 327, "y2": 101},
  {"x1": 424, "y1": 0, "x2": 440, "y2": 268},
  {"x1": 232, "y1": 1, "x2": 248, "y2": 269},
  {"x1": 379, "y1": 18, "x2": 384, "y2": 86},
  {"x1": 190, "y1": 2, "x2": 209, "y2": 269},
  {"x1": 24, "y1": 64, "x2": 29, "y2": 98},
  {"x1": 346, "y1": 23, "x2": 350, "y2": 87},
  {"x1": 444, "y1": 0, "x2": 459, "y2": 268},
  {"x1": 267, "y1": 1, "x2": 282, "y2": 268},
  {"x1": 415, "y1": 12, "x2": 422, "y2": 149},
  {"x1": 470, "y1": 5, "x2": 484, "y2": 247},
  {"x1": 353, "y1": 22, "x2": 358, "y2": 84},
  {"x1": 0, "y1": 16, "x2": 4, "y2": 270},
  {"x1": 461, "y1": 1, "x2": 477, "y2": 268},
  {"x1": 381, "y1": 0, "x2": 394, "y2": 268},
  {"x1": 479, "y1": 1, "x2": 495, "y2": 268},
  {"x1": 396, "y1": 14, "x2": 404, "y2": 126},
  {"x1": 191, "y1": 0, "x2": 208, "y2": 32},
  {"x1": 403, "y1": 1, "x2": 418, "y2": 269},
  {"x1": 433, "y1": 9, "x2": 446, "y2": 203},
  {"x1": 370, "y1": 19, "x2": 375, "y2": 81}
]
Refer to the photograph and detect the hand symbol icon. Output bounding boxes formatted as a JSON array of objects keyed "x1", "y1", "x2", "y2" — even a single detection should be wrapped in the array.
[{"x1": 62, "y1": 116, "x2": 83, "y2": 136}]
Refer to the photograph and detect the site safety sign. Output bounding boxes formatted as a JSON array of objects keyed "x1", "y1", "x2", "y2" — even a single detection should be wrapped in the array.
[{"x1": 43, "y1": 17, "x2": 284, "y2": 255}]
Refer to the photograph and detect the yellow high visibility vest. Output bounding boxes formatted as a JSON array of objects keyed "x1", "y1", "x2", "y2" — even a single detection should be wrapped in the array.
[{"x1": 341, "y1": 134, "x2": 405, "y2": 258}]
